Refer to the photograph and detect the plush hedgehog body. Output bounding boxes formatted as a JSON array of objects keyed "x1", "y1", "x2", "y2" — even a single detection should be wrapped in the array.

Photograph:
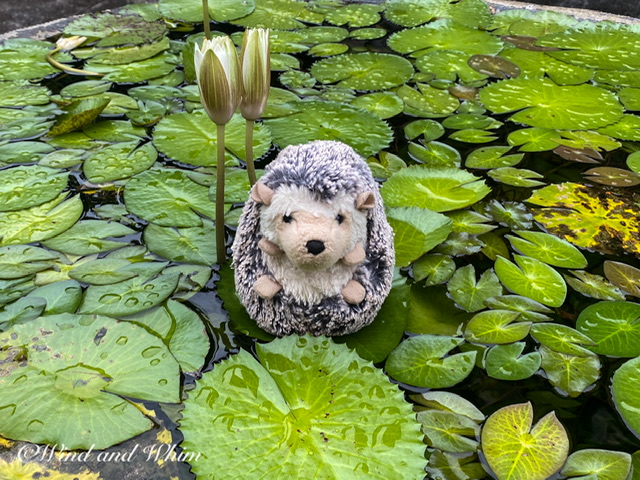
[{"x1": 232, "y1": 140, "x2": 395, "y2": 337}]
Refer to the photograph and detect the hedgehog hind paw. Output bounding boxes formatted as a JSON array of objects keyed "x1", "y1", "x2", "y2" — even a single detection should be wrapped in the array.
[
  {"x1": 254, "y1": 275, "x2": 282, "y2": 299},
  {"x1": 342, "y1": 279, "x2": 366, "y2": 304}
]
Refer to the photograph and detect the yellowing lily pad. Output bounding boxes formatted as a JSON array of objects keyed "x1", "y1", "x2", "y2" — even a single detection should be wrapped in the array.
[
  {"x1": 479, "y1": 77, "x2": 624, "y2": 130},
  {"x1": 526, "y1": 182, "x2": 640, "y2": 257},
  {"x1": 481, "y1": 402, "x2": 569, "y2": 480}
]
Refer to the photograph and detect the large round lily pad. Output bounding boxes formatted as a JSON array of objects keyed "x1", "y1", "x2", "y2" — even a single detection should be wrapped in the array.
[
  {"x1": 0, "y1": 314, "x2": 180, "y2": 449},
  {"x1": 576, "y1": 301, "x2": 640, "y2": 357},
  {"x1": 264, "y1": 101, "x2": 393, "y2": 157},
  {"x1": 385, "y1": 0, "x2": 491, "y2": 28},
  {"x1": 180, "y1": 335, "x2": 426, "y2": 479},
  {"x1": 0, "y1": 165, "x2": 68, "y2": 212},
  {"x1": 612, "y1": 355, "x2": 640, "y2": 438},
  {"x1": 311, "y1": 53, "x2": 413, "y2": 91},
  {"x1": 479, "y1": 77, "x2": 623, "y2": 130},
  {"x1": 159, "y1": 0, "x2": 255, "y2": 22}
]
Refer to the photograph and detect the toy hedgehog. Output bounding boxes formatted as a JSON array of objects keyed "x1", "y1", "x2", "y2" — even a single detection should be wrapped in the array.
[{"x1": 232, "y1": 140, "x2": 395, "y2": 337}]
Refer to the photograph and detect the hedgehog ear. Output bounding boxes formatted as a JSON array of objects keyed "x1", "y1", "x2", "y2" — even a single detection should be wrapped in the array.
[
  {"x1": 251, "y1": 182, "x2": 275, "y2": 206},
  {"x1": 355, "y1": 191, "x2": 375, "y2": 210}
]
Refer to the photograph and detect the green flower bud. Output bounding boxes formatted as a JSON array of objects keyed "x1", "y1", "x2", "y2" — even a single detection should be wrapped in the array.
[{"x1": 240, "y1": 28, "x2": 270, "y2": 121}]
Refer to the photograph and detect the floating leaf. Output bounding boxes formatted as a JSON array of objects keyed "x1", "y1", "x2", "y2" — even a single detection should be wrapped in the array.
[
  {"x1": 408, "y1": 141, "x2": 460, "y2": 167},
  {"x1": 604, "y1": 260, "x2": 640, "y2": 297},
  {"x1": 415, "y1": 50, "x2": 487, "y2": 83},
  {"x1": 468, "y1": 54, "x2": 521, "y2": 79},
  {"x1": 0, "y1": 245, "x2": 57, "y2": 280},
  {"x1": 385, "y1": 1, "x2": 491, "y2": 29},
  {"x1": 507, "y1": 127, "x2": 562, "y2": 152},
  {"x1": 481, "y1": 402, "x2": 569, "y2": 480},
  {"x1": 485, "y1": 342, "x2": 541, "y2": 381},
  {"x1": 84, "y1": 141, "x2": 157, "y2": 183},
  {"x1": 124, "y1": 168, "x2": 214, "y2": 227},
  {"x1": 499, "y1": 47, "x2": 593, "y2": 85},
  {"x1": 0, "y1": 194, "x2": 83, "y2": 247},
  {"x1": 159, "y1": 0, "x2": 255, "y2": 22},
  {"x1": 64, "y1": 12, "x2": 166, "y2": 47},
  {"x1": 564, "y1": 270, "x2": 626, "y2": 301},
  {"x1": 449, "y1": 129, "x2": 498, "y2": 144},
  {"x1": 351, "y1": 92, "x2": 404, "y2": 119},
  {"x1": 584, "y1": 166, "x2": 640, "y2": 187},
  {"x1": 0, "y1": 315, "x2": 179, "y2": 449},
  {"x1": 396, "y1": 84, "x2": 460, "y2": 117},
  {"x1": 448, "y1": 265, "x2": 502, "y2": 313},
  {"x1": 24, "y1": 280, "x2": 83, "y2": 314},
  {"x1": 530, "y1": 323, "x2": 597, "y2": 357},
  {"x1": 527, "y1": 182, "x2": 640, "y2": 257},
  {"x1": 540, "y1": 346, "x2": 600, "y2": 397},
  {"x1": 311, "y1": 53, "x2": 413, "y2": 91},
  {"x1": 411, "y1": 391, "x2": 484, "y2": 422},
  {"x1": 0, "y1": 165, "x2": 68, "y2": 212},
  {"x1": 386, "y1": 207, "x2": 453, "y2": 267},
  {"x1": 611, "y1": 355, "x2": 640, "y2": 438},
  {"x1": 479, "y1": 77, "x2": 623, "y2": 130},
  {"x1": 481, "y1": 199, "x2": 533, "y2": 230},
  {"x1": 417, "y1": 410, "x2": 480, "y2": 452},
  {"x1": 307, "y1": 43, "x2": 348, "y2": 57},
  {"x1": 181, "y1": 336, "x2": 426, "y2": 479},
  {"x1": 229, "y1": 0, "x2": 316, "y2": 29},
  {"x1": 86, "y1": 52, "x2": 178, "y2": 83},
  {"x1": 506, "y1": 230, "x2": 587, "y2": 268},
  {"x1": 561, "y1": 449, "x2": 632, "y2": 480},
  {"x1": 485, "y1": 295, "x2": 553, "y2": 323},
  {"x1": 495, "y1": 255, "x2": 567, "y2": 307},
  {"x1": 265, "y1": 101, "x2": 392, "y2": 157},
  {"x1": 0, "y1": 296, "x2": 46, "y2": 329},
  {"x1": 466, "y1": 146, "x2": 523, "y2": 169},
  {"x1": 576, "y1": 301, "x2": 640, "y2": 357},
  {"x1": 349, "y1": 28, "x2": 387, "y2": 40},
  {"x1": 388, "y1": 19, "x2": 503, "y2": 57},
  {"x1": 0, "y1": 81, "x2": 50, "y2": 107},
  {"x1": 386, "y1": 335, "x2": 476, "y2": 388},
  {"x1": 41, "y1": 220, "x2": 136, "y2": 256},
  {"x1": 78, "y1": 272, "x2": 179, "y2": 317},
  {"x1": 382, "y1": 166, "x2": 491, "y2": 212},
  {"x1": 447, "y1": 210, "x2": 495, "y2": 235},
  {"x1": 325, "y1": 3, "x2": 383, "y2": 27},
  {"x1": 488, "y1": 167, "x2": 545, "y2": 188},
  {"x1": 404, "y1": 119, "x2": 445, "y2": 141},
  {"x1": 0, "y1": 38, "x2": 73, "y2": 81},
  {"x1": 413, "y1": 254, "x2": 456, "y2": 285},
  {"x1": 464, "y1": 310, "x2": 530, "y2": 344},
  {"x1": 144, "y1": 220, "x2": 216, "y2": 266},
  {"x1": 48, "y1": 97, "x2": 111, "y2": 136}
]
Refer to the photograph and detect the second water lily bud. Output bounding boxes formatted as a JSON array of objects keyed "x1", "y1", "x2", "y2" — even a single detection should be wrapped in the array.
[
  {"x1": 194, "y1": 36, "x2": 242, "y2": 125},
  {"x1": 240, "y1": 28, "x2": 270, "y2": 121}
]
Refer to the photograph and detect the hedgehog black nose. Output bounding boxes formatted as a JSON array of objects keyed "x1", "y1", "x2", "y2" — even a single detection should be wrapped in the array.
[{"x1": 306, "y1": 240, "x2": 325, "y2": 255}]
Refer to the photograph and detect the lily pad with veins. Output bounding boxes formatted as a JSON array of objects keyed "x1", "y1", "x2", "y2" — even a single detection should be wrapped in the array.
[{"x1": 384, "y1": 0, "x2": 491, "y2": 28}]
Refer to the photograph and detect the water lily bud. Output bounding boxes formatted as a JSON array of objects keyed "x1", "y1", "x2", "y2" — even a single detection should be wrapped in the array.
[
  {"x1": 240, "y1": 28, "x2": 270, "y2": 121},
  {"x1": 55, "y1": 35, "x2": 87, "y2": 51},
  {"x1": 194, "y1": 36, "x2": 242, "y2": 125}
]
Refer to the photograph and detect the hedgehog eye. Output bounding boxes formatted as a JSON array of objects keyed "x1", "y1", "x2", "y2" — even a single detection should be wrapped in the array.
[
  {"x1": 282, "y1": 214, "x2": 293, "y2": 224},
  {"x1": 336, "y1": 214, "x2": 345, "y2": 224}
]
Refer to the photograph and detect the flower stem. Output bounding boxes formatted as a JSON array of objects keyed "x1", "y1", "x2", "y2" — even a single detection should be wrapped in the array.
[
  {"x1": 46, "y1": 48, "x2": 103, "y2": 77},
  {"x1": 202, "y1": 0, "x2": 211, "y2": 40},
  {"x1": 216, "y1": 123, "x2": 226, "y2": 263},
  {"x1": 245, "y1": 119, "x2": 257, "y2": 186}
]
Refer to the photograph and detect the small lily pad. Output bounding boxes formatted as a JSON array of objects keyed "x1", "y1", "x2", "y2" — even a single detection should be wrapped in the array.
[
  {"x1": 505, "y1": 230, "x2": 587, "y2": 268},
  {"x1": 576, "y1": 301, "x2": 640, "y2": 357},
  {"x1": 307, "y1": 43, "x2": 349, "y2": 57},
  {"x1": 530, "y1": 323, "x2": 597, "y2": 357},
  {"x1": 561, "y1": 449, "x2": 632, "y2": 480},
  {"x1": 564, "y1": 270, "x2": 626, "y2": 301},
  {"x1": 48, "y1": 97, "x2": 111, "y2": 137},
  {"x1": 144, "y1": 220, "x2": 216, "y2": 266},
  {"x1": 485, "y1": 342, "x2": 541, "y2": 381},
  {"x1": 488, "y1": 167, "x2": 545, "y2": 188},
  {"x1": 482, "y1": 402, "x2": 569, "y2": 480},
  {"x1": 540, "y1": 346, "x2": 601, "y2": 397},
  {"x1": 229, "y1": 0, "x2": 315, "y2": 30},
  {"x1": 84, "y1": 141, "x2": 157, "y2": 183},
  {"x1": 416, "y1": 50, "x2": 487, "y2": 83},
  {"x1": 408, "y1": 141, "x2": 460, "y2": 167},
  {"x1": 41, "y1": 220, "x2": 136, "y2": 256},
  {"x1": 413, "y1": 254, "x2": 456, "y2": 285},
  {"x1": 465, "y1": 146, "x2": 523, "y2": 169},
  {"x1": 448, "y1": 265, "x2": 502, "y2": 313},
  {"x1": 464, "y1": 310, "x2": 530, "y2": 344},
  {"x1": 0, "y1": 165, "x2": 69, "y2": 212},
  {"x1": 404, "y1": 119, "x2": 445, "y2": 141},
  {"x1": 159, "y1": 0, "x2": 255, "y2": 22},
  {"x1": 386, "y1": 334, "x2": 476, "y2": 388},
  {"x1": 0, "y1": 81, "x2": 50, "y2": 107},
  {"x1": 351, "y1": 92, "x2": 404, "y2": 119},
  {"x1": 396, "y1": 83, "x2": 460, "y2": 117},
  {"x1": 64, "y1": 12, "x2": 166, "y2": 47},
  {"x1": 508, "y1": 127, "x2": 562, "y2": 152},
  {"x1": 417, "y1": 409, "x2": 480, "y2": 453},
  {"x1": 325, "y1": 3, "x2": 383, "y2": 27},
  {"x1": 495, "y1": 255, "x2": 567, "y2": 307}
]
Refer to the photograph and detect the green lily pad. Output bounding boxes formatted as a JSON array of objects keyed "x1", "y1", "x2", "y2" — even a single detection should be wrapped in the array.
[
  {"x1": 413, "y1": 254, "x2": 456, "y2": 285},
  {"x1": 396, "y1": 84, "x2": 460, "y2": 117},
  {"x1": 311, "y1": 53, "x2": 413, "y2": 91},
  {"x1": 0, "y1": 194, "x2": 83, "y2": 247},
  {"x1": 464, "y1": 310, "x2": 530, "y2": 344},
  {"x1": 411, "y1": 391, "x2": 484, "y2": 422},
  {"x1": 417, "y1": 409, "x2": 480, "y2": 453},
  {"x1": 0, "y1": 277, "x2": 37, "y2": 307},
  {"x1": 404, "y1": 119, "x2": 445, "y2": 141},
  {"x1": 488, "y1": 167, "x2": 545, "y2": 188},
  {"x1": 481, "y1": 199, "x2": 533, "y2": 230},
  {"x1": 465, "y1": 146, "x2": 524, "y2": 169},
  {"x1": 526, "y1": 182, "x2": 640, "y2": 257},
  {"x1": 447, "y1": 210, "x2": 495, "y2": 235},
  {"x1": 449, "y1": 129, "x2": 498, "y2": 144},
  {"x1": 604, "y1": 260, "x2": 640, "y2": 297},
  {"x1": 495, "y1": 255, "x2": 567, "y2": 307},
  {"x1": 0, "y1": 81, "x2": 50, "y2": 107},
  {"x1": 0, "y1": 165, "x2": 68, "y2": 212},
  {"x1": 154, "y1": 111, "x2": 271, "y2": 166},
  {"x1": 325, "y1": 3, "x2": 383, "y2": 27},
  {"x1": 264, "y1": 101, "x2": 392, "y2": 157},
  {"x1": 540, "y1": 346, "x2": 601, "y2": 397},
  {"x1": 84, "y1": 141, "x2": 157, "y2": 183},
  {"x1": 538, "y1": 23, "x2": 640, "y2": 71},
  {"x1": 482, "y1": 402, "x2": 569, "y2": 480},
  {"x1": 144, "y1": 219, "x2": 216, "y2": 266},
  {"x1": 385, "y1": 0, "x2": 491, "y2": 28},
  {"x1": 505, "y1": 230, "x2": 587, "y2": 268},
  {"x1": 307, "y1": 43, "x2": 349, "y2": 57},
  {"x1": 530, "y1": 323, "x2": 597, "y2": 357},
  {"x1": 0, "y1": 245, "x2": 58, "y2": 280},
  {"x1": 485, "y1": 295, "x2": 553, "y2": 323},
  {"x1": 485, "y1": 342, "x2": 541, "y2": 381},
  {"x1": 0, "y1": 141, "x2": 54, "y2": 164},
  {"x1": 181, "y1": 335, "x2": 426, "y2": 479},
  {"x1": 159, "y1": 0, "x2": 255, "y2": 22},
  {"x1": 68, "y1": 257, "x2": 138, "y2": 285},
  {"x1": 59, "y1": 79, "x2": 113, "y2": 98},
  {"x1": 124, "y1": 168, "x2": 214, "y2": 227},
  {"x1": 576, "y1": 301, "x2": 640, "y2": 357},
  {"x1": 499, "y1": 47, "x2": 594, "y2": 86},
  {"x1": 612, "y1": 355, "x2": 640, "y2": 438},
  {"x1": 386, "y1": 334, "x2": 476, "y2": 388},
  {"x1": 0, "y1": 296, "x2": 46, "y2": 329},
  {"x1": 564, "y1": 270, "x2": 626, "y2": 301},
  {"x1": 0, "y1": 38, "x2": 73, "y2": 81},
  {"x1": 351, "y1": 92, "x2": 404, "y2": 119},
  {"x1": 386, "y1": 207, "x2": 453, "y2": 267},
  {"x1": 65, "y1": 12, "x2": 166, "y2": 47},
  {"x1": 388, "y1": 19, "x2": 503, "y2": 57},
  {"x1": 24, "y1": 280, "x2": 83, "y2": 314},
  {"x1": 0, "y1": 314, "x2": 180, "y2": 449},
  {"x1": 508, "y1": 127, "x2": 562, "y2": 152},
  {"x1": 415, "y1": 50, "x2": 488, "y2": 83},
  {"x1": 41, "y1": 220, "x2": 136, "y2": 256},
  {"x1": 408, "y1": 141, "x2": 460, "y2": 167},
  {"x1": 448, "y1": 265, "x2": 502, "y2": 313},
  {"x1": 78, "y1": 272, "x2": 179, "y2": 317},
  {"x1": 349, "y1": 28, "x2": 387, "y2": 40},
  {"x1": 479, "y1": 77, "x2": 623, "y2": 130},
  {"x1": 381, "y1": 165, "x2": 491, "y2": 212},
  {"x1": 561, "y1": 449, "x2": 632, "y2": 480},
  {"x1": 48, "y1": 97, "x2": 111, "y2": 137},
  {"x1": 230, "y1": 0, "x2": 315, "y2": 29}
]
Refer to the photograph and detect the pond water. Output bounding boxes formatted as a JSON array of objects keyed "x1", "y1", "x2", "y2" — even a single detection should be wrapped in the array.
[{"x1": 1, "y1": 0, "x2": 640, "y2": 479}]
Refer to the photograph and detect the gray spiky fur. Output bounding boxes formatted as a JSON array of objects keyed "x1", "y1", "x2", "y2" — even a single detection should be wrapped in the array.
[{"x1": 232, "y1": 140, "x2": 395, "y2": 337}]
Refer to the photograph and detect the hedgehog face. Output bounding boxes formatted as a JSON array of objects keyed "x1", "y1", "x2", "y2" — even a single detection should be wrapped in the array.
[{"x1": 258, "y1": 184, "x2": 368, "y2": 272}]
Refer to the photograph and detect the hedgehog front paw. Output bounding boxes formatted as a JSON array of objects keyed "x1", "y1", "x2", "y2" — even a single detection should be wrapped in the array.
[
  {"x1": 342, "y1": 279, "x2": 366, "y2": 304},
  {"x1": 254, "y1": 275, "x2": 282, "y2": 299},
  {"x1": 258, "y1": 237, "x2": 284, "y2": 256},
  {"x1": 342, "y1": 242, "x2": 365, "y2": 266}
]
